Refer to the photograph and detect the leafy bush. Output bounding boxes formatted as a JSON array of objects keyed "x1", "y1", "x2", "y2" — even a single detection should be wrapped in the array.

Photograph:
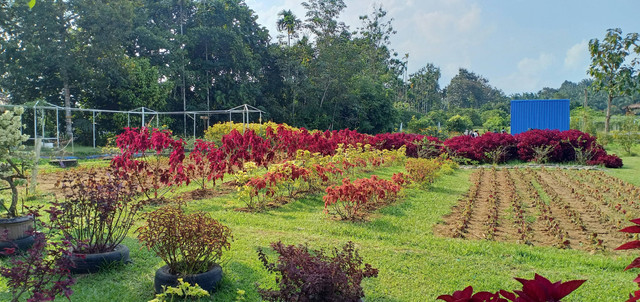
[
  {"x1": 221, "y1": 129, "x2": 275, "y2": 171},
  {"x1": 370, "y1": 132, "x2": 429, "y2": 157},
  {"x1": 51, "y1": 169, "x2": 143, "y2": 253},
  {"x1": 405, "y1": 158, "x2": 445, "y2": 186},
  {"x1": 257, "y1": 241, "x2": 378, "y2": 302},
  {"x1": 137, "y1": 204, "x2": 232, "y2": 275},
  {"x1": 186, "y1": 140, "x2": 227, "y2": 190},
  {"x1": 111, "y1": 127, "x2": 188, "y2": 200},
  {"x1": 445, "y1": 114, "x2": 473, "y2": 133},
  {"x1": 323, "y1": 176, "x2": 401, "y2": 220},
  {"x1": 1, "y1": 209, "x2": 76, "y2": 302}
]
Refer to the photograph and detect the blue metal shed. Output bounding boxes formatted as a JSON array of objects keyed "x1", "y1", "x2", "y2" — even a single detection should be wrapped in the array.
[{"x1": 510, "y1": 99, "x2": 570, "y2": 135}]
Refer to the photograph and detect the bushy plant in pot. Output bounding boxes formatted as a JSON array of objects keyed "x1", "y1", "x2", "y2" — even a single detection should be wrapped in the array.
[
  {"x1": 0, "y1": 107, "x2": 36, "y2": 252},
  {"x1": 137, "y1": 203, "x2": 233, "y2": 294},
  {"x1": 50, "y1": 169, "x2": 144, "y2": 273}
]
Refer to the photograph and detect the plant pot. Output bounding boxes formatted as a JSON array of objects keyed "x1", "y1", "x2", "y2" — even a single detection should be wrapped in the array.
[
  {"x1": 0, "y1": 215, "x2": 35, "y2": 254},
  {"x1": 154, "y1": 264, "x2": 223, "y2": 294},
  {"x1": 0, "y1": 215, "x2": 34, "y2": 241},
  {"x1": 69, "y1": 244, "x2": 130, "y2": 274}
]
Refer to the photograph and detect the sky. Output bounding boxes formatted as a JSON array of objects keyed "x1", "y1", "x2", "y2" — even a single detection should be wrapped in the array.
[{"x1": 245, "y1": 0, "x2": 640, "y2": 95}]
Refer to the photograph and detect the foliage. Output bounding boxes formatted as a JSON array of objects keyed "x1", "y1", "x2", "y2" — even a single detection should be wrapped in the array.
[
  {"x1": 220, "y1": 129, "x2": 275, "y2": 172},
  {"x1": 405, "y1": 158, "x2": 451, "y2": 187},
  {"x1": 51, "y1": 169, "x2": 143, "y2": 253},
  {"x1": 588, "y1": 28, "x2": 639, "y2": 133},
  {"x1": 483, "y1": 115, "x2": 507, "y2": 132},
  {"x1": 0, "y1": 107, "x2": 33, "y2": 217},
  {"x1": 186, "y1": 140, "x2": 227, "y2": 190},
  {"x1": 1, "y1": 208, "x2": 76, "y2": 302},
  {"x1": 149, "y1": 278, "x2": 210, "y2": 302},
  {"x1": 615, "y1": 218, "x2": 640, "y2": 301},
  {"x1": 257, "y1": 241, "x2": 378, "y2": 302},
  {"x1": 111, "y1": 127, "x2": 188, "y2": 200},
  {"x1": 445, "y1": 115, "x2": 473, "y2": 133},
  {"x1": 437, "y1": 274, "x2": 586, "y2": 302},
  {"x1": 203, "y1": 122, "x2": 299, "y2": 145},
  {"x1": 137, "y1": 203, "x2": 232, "y2": 275},
  {"x1": 611, "y1": 115, "x2": 640, "y2": 155},
  {"x1": 323, "y1": 176, "x2": 401, "y2": 220}
]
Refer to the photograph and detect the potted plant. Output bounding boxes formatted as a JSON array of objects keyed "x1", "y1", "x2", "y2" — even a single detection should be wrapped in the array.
[
  {"x1": 49, "y1": 169, "x2": 144, "y2": 273},
  {"x1": 137, "y1": 203, "x2": 232, "y2": 294},
  {"x1": 0, "y1": 107, "x2": 36, "y2": 252}
]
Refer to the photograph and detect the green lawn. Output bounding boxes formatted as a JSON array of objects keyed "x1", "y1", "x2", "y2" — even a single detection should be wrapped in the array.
[{"x1": 1, "y1": 161, "x2": 640, "y2": 301}]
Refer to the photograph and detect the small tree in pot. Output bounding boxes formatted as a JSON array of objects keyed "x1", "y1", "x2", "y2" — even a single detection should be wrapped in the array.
[
  {"x1": 50, "y1": 169, "x2": 144, "y2": 273},
  {"x1": 137, "y1": 203, "x2": 232, "y2": 294},
  {"x1": 0, "y1": 107, "x2": 35, "y2": 250}
]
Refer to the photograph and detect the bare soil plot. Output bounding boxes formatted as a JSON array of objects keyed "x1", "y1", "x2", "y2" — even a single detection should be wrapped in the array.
[{"x1": 435, "y1": 167, "x2": 639, "y2": 252}]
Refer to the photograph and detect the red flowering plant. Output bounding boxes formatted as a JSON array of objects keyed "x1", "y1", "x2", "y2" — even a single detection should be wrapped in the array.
[
  {"x1": 220, "y1": 129, "x2": 275, "y2": 172},
  {"x1": 443, "y1": 135, "x2": 481, "y2": 163},
  {"x1": 111, "y1": 127, "x2": 188, "y2": 201},
  {"x1": 186, "y1": 140, "x2": 227, "y2": 190},
  {"x1": 437, "y1": 274, "x2": 585, "y2": 302}
]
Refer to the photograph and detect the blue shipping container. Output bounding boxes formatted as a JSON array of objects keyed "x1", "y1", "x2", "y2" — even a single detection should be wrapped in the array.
[{"x1": 510, "y1": 99, "x2": 570, "y2": 135}]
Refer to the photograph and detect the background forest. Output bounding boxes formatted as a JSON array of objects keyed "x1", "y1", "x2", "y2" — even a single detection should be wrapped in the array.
[{"x1": 1, "y1": 0, "x2": 639, "y2": 140}]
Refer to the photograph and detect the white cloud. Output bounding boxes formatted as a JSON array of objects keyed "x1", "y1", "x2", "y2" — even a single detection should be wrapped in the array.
[
  {"x1": 564, "y1": 40, "x2": 589, "y2": 70},
  {"x1": 497, "y1": 53, "x2": 556, "y2": 93}
]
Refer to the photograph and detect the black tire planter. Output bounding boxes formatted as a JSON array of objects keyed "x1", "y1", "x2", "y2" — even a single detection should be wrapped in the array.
[
  {"x1": 69, "y1": 244, "x2": 130, "y2": 274},
  {"x1": 154, "y1": 264, "x2": 223, "y2": 294},
  {"x1": 0, "y1": 235, "x2": 35, "y2": 256}
]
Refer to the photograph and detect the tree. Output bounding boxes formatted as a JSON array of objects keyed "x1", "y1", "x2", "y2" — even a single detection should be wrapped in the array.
[
  {"x1": 276, "y1": 9, "x2": 301, "y2": 47},
  {"x1": 588, "y1": 28, "x2": 639, "y2": 133},
  {"x1": 444, "y1": 68, "x2": 503, "y2": 109},
  {"x1": 408, "y1": 64, "x2": 441, "y2": 113},
  {"x1": 1, "y1": 0, "x2": 80, "y2": 138}
]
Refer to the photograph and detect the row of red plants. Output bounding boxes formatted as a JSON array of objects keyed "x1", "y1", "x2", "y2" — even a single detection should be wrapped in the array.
[{"x1": 442, "y1": 129, "x2": 623, "y2": 167}]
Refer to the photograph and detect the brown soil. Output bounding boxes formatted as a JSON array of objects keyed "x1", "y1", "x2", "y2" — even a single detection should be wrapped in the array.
[{"x1": 435, "y1": 168, "x2": 639, "y2": 252}]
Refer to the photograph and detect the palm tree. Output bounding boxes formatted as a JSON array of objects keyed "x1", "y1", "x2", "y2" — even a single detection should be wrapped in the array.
[{"x1": 276, "y1": 9, "x2": 301, "y2": 47}]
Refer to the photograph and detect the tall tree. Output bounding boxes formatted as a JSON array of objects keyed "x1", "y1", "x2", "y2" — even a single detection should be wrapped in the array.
[
  {"x1": 408, "y1": 64, "x2": 441, "y2": 113},
  {"x1": 276, "y1": 9, "x2": 301, "y2": 47},
  {"x1": 444, "y1": 68, "x2": 502, "y2": 109},
  {"x1": 588, "y1": 28, "x2": 639, "y2": 132},
  {"x1": 1, "y1": 0, "x2": 80, "y2": 138}
]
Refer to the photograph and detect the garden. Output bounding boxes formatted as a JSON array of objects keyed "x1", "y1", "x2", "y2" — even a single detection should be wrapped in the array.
[{"x1": 2, "y1": 112, "x2": 640, "y2": 301}]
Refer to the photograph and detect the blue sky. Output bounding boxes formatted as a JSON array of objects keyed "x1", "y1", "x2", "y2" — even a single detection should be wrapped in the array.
[{"x1": 245, "y1": 0, "x2": 640, "y2": 95}]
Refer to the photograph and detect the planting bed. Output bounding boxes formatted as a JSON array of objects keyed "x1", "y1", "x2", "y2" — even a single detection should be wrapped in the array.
[{"x1": 436, "y1": 167, "x2": 640, "y2": 252}]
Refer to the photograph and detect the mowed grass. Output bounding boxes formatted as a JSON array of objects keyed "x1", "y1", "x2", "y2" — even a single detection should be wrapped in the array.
[{"x1": 1, "y1": 163, "x2": 640, "y2": 301}]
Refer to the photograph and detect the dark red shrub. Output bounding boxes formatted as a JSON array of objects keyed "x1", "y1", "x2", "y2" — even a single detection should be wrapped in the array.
[
  {"x1": 444, "y1": 135, "x2": 480, "y2": 161},
  {"x1": 514, "y1": 129, "x2": 563, "y2": 162},
  {"x1": 556, "y1": 129, "x2": 600, "y2": 162},
  {"x1": 257, "y1": 241, "x2": 378, "y2": 302},
  {"x1": 473, "y1": 132, "x2": 517, "y2": 163},
  {"x1": 588, "y1": 153, "x2": 623, "y2": 168},
  {"x1": 371, "y1": 132, "x2": 429, "y2": 157},
  {"x1": 437, "y1": 286, "x2": 506, "y2": 302}
]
